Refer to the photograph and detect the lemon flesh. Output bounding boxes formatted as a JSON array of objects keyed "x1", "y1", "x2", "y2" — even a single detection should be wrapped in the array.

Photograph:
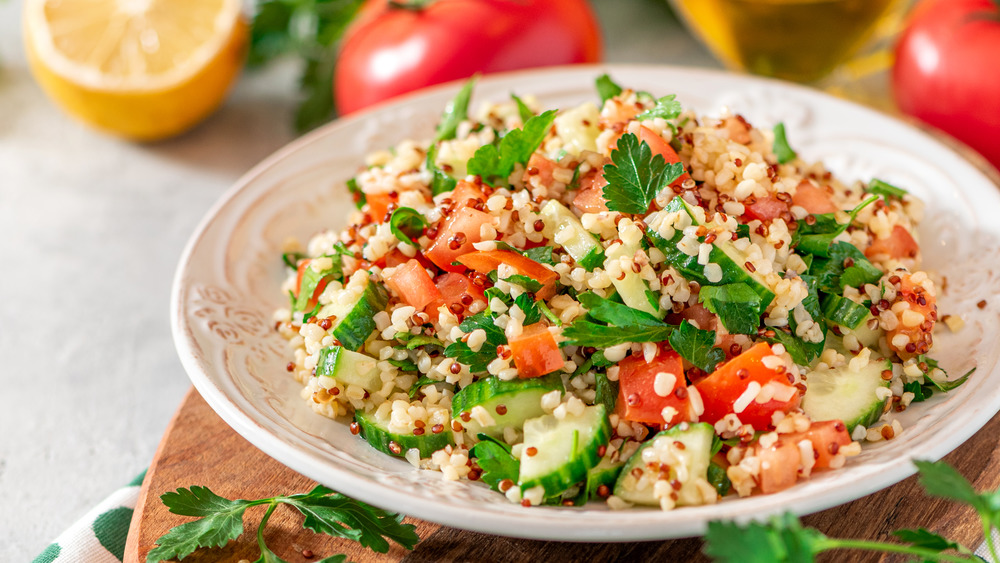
[{"x1": 24, "y1": 0, "x2": 247, "y2": 141}]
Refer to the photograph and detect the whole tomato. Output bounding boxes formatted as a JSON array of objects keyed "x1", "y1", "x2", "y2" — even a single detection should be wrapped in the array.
[
  {"x1": 892, "y1": 0, "x2": 1000, "y2": 170},
  {"x1": 334, "y1": 0, "x2": 603, "y2": 115}
]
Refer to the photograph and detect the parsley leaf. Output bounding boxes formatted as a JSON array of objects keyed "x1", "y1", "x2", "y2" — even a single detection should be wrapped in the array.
[
  {"x1": 914, "y1": 460, "x2": 987, "y2": 513},
  {"x1": 388, "y1": 358, "x2": 418, "y2": 371},
  {"x1": 444, "y1": 312, "x2": 507, "y2": 371},
  {"x1": 703, "y1": 512, "x2": 828, "y2": 563},
  {"x1": 602, "y1": 132, "x2": 684, "y2": 214},
  {"x1": 467, "y1": 110, "x2": 557, "y2": 186},
  {"x1": 635, "y1": 94, "x2": 682, "y2": 122},
  {"x1": 388, "y1": 207, "x2": 427, "y2": 247},
  {"x1": 868, "y1": 178, "x2": 908, "y2": 199},
  {"x1": 772, "y1": 122, "x2": 797, "y2": 164},
  {"x1": 903, "y1": 379, "x2": 935, "y2": 403},
  {"x1": 524, "y1": 245, "x2": 557, "y2": 265},
  {"x1": 408, "y1": 376, "x2": 453, "y2": 399},
  {"x1": 434, "y1": 77, "x2": 476, "y2": 142},
  {"x1": 594, "y1": 372, "x2": 619, "y2": 414},
  {"x1": 699, "y1": 283, "x2": 764, "y2": 335},
  {"x1": 282, "y1": 251, "x2": 305, "y2": 269},
  {"x1": 811, "y1": 242, "x2": 882, "y2": 293},
  {"x1": 892, "y1": 528, "x2": 960, "y2": 552},
  {"x1": 148, "y1": 484, "x2": 418, "y2": 563},
  {"x1": 394, "y1": 332, "x2": 445, "y2": 349},
  {"x1": 707, "y1": 462, "x2": 732, "y2": 497},
  {"x1": 595, "y1": 74, "x2": 624, "y2": 103},
  {"x1": 471, "y1": 434, "x2": 520, "y2": 492},
  {"x1": 511, "y1": 93, "x2": 535, "y2": 122},
  {"x1": 346, "y1": 176, "x2": 365, "y2": 209},
  {"x1": 792, "y1": 195, "x2": 877, "y2": 257},
  {"x1": 561, "y1": 293, "x2": 675, "y2": 347},
  {"x1": 765, "y1": 274, "x2": 825, "y2": 365},
  {"x1": 504, "y1": 274, "x2": 544, "y2": 294},
  {"x1": 426, "y1": 144, "x2": 457, "y2": 196},
  {"x1": 514, "y1": 293, "x2": 542, "y2": 325},
  {"x1": 668, "y1": 320, "x2": 725, "y2": 373},
  {"x1": 293, "y1": 257, "x2": 342, "y2": 312}
]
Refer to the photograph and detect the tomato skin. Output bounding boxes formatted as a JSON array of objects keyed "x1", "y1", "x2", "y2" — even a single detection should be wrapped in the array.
[
  {"x1": 572, "y1": 169, "x2": 610, "y2": 213},
  {"x1": 865, "y1": 224, "x2": 920, "y2": 261},
  {"x1": 424, "y1": 207, "x2": 493, "y2": 272},
  {"x1": 694, "y1": 342, "x2": 800, "y2": 430},
  {"x1": 455, "y1": 250, "x2": 558, "y2": 299},
  {"x1": 742, "y1": 196, "x2": 791, "y2": 223},
  {"x1": 294, "y1": 259, "x2": 331, "y2": 310},
  {"x1": 792, "y1": 181, "x2": 837, "y2": 215},
  {"x1": 335, "y1": 0, "x2": 603, "y2": 115},
  {"x1": 509, "y1": 322, "x2": 565, "y2": 378},
  {"x1": 385, "y1": 259, "x2": 442, "y2": 311},
  {"x1": 433, "y1": 272, "x2": 486, "y2": 315},
  {"x1": 448, "y1": 180, "x2": 487, "y2": 208},
  {"x1": 892, "y1": 0, "x2": 1000, "y2": 171},
  {"x1": 367, "y1": 192, "x2": 396, "y2": 222},
  {"x1": 614, "y1": 348, "x2": 693, "y2": 425}
]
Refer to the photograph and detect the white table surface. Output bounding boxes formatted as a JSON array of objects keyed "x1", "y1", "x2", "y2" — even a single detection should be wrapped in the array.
[{"x1": 0, "y1": 1, "x2": 719, "y2": 559}]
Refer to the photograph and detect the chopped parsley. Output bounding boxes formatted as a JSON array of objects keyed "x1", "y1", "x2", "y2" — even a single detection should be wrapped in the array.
[
  {"x1": 772, "y1": 122, "x2": 797, "y2": 164},
  {"x1": 699, "y1": 283, "x2": 765, "y2": 335},
  {"x1": 444, "y1": 312, "x2": 507, "y2": 372},
  {"x1": 561, "y1": 293, "x2": 674, "y2": 348},
  {"x1": 793, "y1": 195, "x2": 877, "y2": 256},
  {"x1": 868, "y1": 178, "x2": 908, "y2": 199},
  {"x1": 511, "y1": 93, "x2": 535, "y2": 122},
  {"x1": 426, "y1": 144, "x2": 457, "y2": 195},
  {"x1": 471, "y1": 434, "x2": 520, "y2": 492},
  {"x1": 595, "y1": 73, "x2": 623, "y2": 103},
  {"x1": 602, "y1": 132, "x2": 685, "y2": 214},
  {"x1": 811, "y1": 242, "x2": 882, "y2": 292},
  {"x1": 635, "y1": 94, "x2": 682, "y2": 125},
  {"x1": 388, "y1": 207, "x2": 427, "y2": 247},
  {"x1": 434, "y1": 77, "x2": 476, "y2": 142},
  {"x1": 467, "y1": 110, "x2": 557, "y2": 186},
  {"x1": 668, "y1": 320, "x2": 726, "y2": 373}
]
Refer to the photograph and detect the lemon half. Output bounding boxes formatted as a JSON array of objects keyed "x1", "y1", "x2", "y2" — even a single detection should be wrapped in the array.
[{"x1": 24, "y1": 0, "x2": 248, "y2": 141}]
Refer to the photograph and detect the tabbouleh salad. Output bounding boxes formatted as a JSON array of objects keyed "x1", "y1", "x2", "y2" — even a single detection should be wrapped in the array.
[{"x1": 273, "y1": 75, "x2": 970, "y2": 510}]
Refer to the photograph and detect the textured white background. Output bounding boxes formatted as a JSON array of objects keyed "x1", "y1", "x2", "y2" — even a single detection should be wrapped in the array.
[{"x1": 0, "y1": 1, "x2": 718, "y2": 559}]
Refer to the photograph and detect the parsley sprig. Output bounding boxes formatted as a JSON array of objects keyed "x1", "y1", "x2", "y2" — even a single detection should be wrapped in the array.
[
  {"x1": 561, "y1": 293, "x2": 675, "y2": 348},
  {"x1": 147, "y1": 484, "x2": 419, "y2": 562},
  {"x1": 602, "y1": 132, "x2": 685, "y2": 214},
  {"x1": 703, "y1": 460, "x2": 995, "y2": 563},
  {"x1": 467, "y1": 110, "x2": 557, "y2": 186}
]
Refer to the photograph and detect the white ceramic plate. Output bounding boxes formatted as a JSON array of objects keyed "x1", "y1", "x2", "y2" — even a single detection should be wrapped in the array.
[{"x1": 172, "y1": 64, "x2": 1000, "y2": 542}]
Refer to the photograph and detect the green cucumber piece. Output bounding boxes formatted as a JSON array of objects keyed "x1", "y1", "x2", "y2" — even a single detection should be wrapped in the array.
[
  {"x1": 451, "y1": 374, "x2": 563, "y2": 438},
  {"x1": 316, "y1": 346, "x2": 382, "y2": 392},
  {"x1": 355, "y1": 409, "x2": 454, "y2": 458},
  {"x1": 518, "y1": 405, "x2": 610, "y2": 497},
  {"x1": 821, "y1": 294, "x2": 869, "y2": 330},
  {"x1": 605, "y1": 238, "x2": 664, "y2": 318},
  {"x1": 614, "y1": 422, "x2": 714, "y2": 507},
  {"x1": 582, "y1": 455, "x2": 624, "y2": 503},
  {"x1": 539, "y1": 200, "x2": 605, "y2": 271},
  {"x1": 801, "y1": 351, "x2": 890, "y2": 432},
  {"x1": 837, "y1": 312, "x2": 880, "y2": 349},
  {"x1": 318, "y1": 280, "x2": 389, "y2": 351},
  {"x1": 648, "y1": 196, "x2": 774, "y2": 308}
]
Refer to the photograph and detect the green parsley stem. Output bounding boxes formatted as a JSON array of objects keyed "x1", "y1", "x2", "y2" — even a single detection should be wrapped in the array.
[
  {"x1": 823, "y1": 538, "x2": 980, "y2": 562},
  {"x1": 257, "y1": 501, "x2": 279, "y2": 552},
  {"x1": 538, "y1": 300, "x2": 562, "y2": 326},
  {"x1": 984, "y1": 519, "x2": 999, "y2": 563}
]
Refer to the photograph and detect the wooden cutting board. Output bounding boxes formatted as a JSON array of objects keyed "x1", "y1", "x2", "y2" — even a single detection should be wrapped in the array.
[{"x1": 124, "y1": 387, "x2": 1000, "y2": 562}]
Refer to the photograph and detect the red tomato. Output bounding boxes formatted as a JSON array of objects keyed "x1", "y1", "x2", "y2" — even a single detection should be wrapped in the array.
[
  {"x1": 455, "y1": 249, "x2": 558, "y2": 299},
  {"x1": 865, "y1": 224, "x2": 920, "y2": 261},
  {"x1": 614, "y1": 348, "x2": 693, "y2": 425},
  {"x1": 448, "y1": 180, "x2": 487, "y2": 208},
  {"x1": 385, "y1": 259, "x2": 442, "y2": 311},
  {"x1": 666, "y1": 303, "x2": 718, "y2": 332},
  {"x1": 893, "y1": 0, "x2": 1000, "y2": 171},
  {"x1": 523, "y1": 153, "x2": 558, "y2": 187},
  {"x1": 792, "y1": 180, "x2": 837, "y2": 215},
  {"x1": 694, "y1": 342, "x2": 800, "y2": 430},
  {"x1": 424, "y1": 207, "x2": 493, "y2": 272},
  {"x1": 434, "y1": 272, "x2": 486, "y2": 315},
  {"x1": 294, "y1": 259, "x2": 332, "y2": 310},
  {"x1": 742, "y1": 196, "x2": 791, "y2": 223},
  {"x1": 572, "y1": 170, "x2": 610, "y2": 213},
  {"x1": 637, "y1": 126, "x2": 692, "y2": 188},
  {"x1": 367, "y1": 192, "x2": 396, "y2": 222},
  {"x1": 335, "y1": 0, "x2": 603, "y2": 115},
  {"x1": 754, "y1": 420, "x2": 851, "y2": 494},
  {"x1": 509, "y1": 322, "x2": 565, "y2": 378}
]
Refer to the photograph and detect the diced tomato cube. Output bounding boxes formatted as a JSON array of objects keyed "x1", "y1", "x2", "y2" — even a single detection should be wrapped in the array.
[
  {"x1": 753, "y1": 419, "x2": 852, "y2": 494},
  {"x1": 509, "y1": 322, "x2": 564, "y2": 378},
  {"x1": 384, "y1": 259, "x2": 442, "y2": 311},
  {"x1": 523, "y1": 153, "x2": 558, "y2": 187},
  {"x1": 455, "y1": 249, "x2": 558, "y2": 299},
  {"x1": 572, "y1": 170, "x2": 610, "y2": 213},
  {"x1": 792, "y1": 180, "x2": 838, "y2": 214},
  {"x1": 694, "y1": 342, "x2": 800, "y2": 430},
  {"x1": 865, "y1": 224, "x2": 919, "y2": 260},
  {"x1": 742, "y1": 196, "x2": 791, "y2": 223},
  {"x1": 449, "y1": 179, "x2": 487, "y2": 208},
  {"x1": 367, "y1": 192, "x2": 396, "y2": 222},
  {"x1": 424, "y1": 207, "x2": 493, "y2": 273},
  {"x1": 433, "y1": 272, "x2": 486, "y2": 317},
  {"x1": 666, "y1": 303, "x2": 717, "y2": 331},
  {"x1": 637, "y1": 126, "x2": 691, "y2": 188},
  {"x1": 614, "y1": 347, "x2": 693, "y2": 425}
]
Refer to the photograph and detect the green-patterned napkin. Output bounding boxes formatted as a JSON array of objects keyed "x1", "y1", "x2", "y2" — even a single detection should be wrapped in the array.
[{"x1": 33, "y1": 470, "x2": 146, "y2": 563}]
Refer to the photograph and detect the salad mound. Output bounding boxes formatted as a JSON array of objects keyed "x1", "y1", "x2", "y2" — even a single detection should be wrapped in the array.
[{"x1": 274, "y1": 76, "x2": 969, "y2": 510}]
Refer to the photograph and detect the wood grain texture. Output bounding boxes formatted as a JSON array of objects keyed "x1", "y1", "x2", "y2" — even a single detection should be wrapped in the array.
[{"x1": 125, "y1": 388, "x2": 1000, "y2": 563}]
